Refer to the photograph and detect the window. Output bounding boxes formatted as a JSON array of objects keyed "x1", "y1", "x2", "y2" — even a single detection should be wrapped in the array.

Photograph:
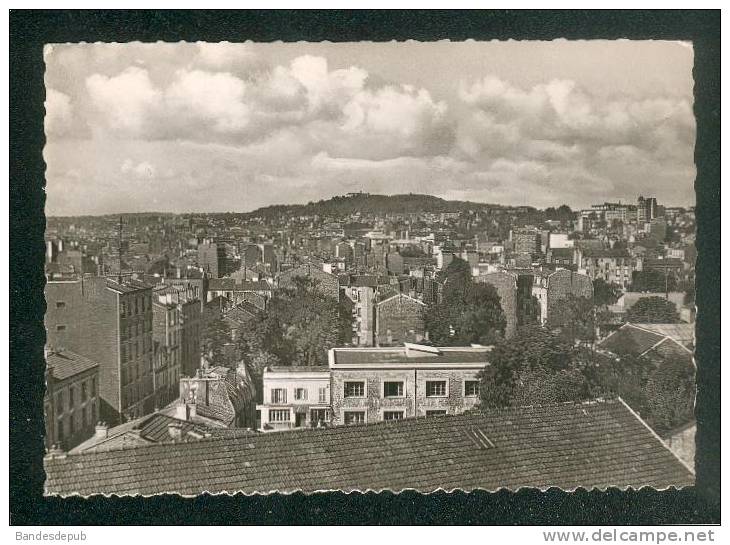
[
  {"x1": 57, "y1": 418, "x2": 64, "y2": 443},
  {"x1": 81, "y1": 406, "x2": 87, "y2": 428},
  {"x1": 91, "y1": 377, "x2": 96, "y2": 397},
  {"x1": 271, "y1": 388, "x2": 287, "y2": 404},
  {"x1": 294, "y1": 388, "x2": 308, "y2": 401},
  {"x1": 55, "y1": 392, "x2": 63, "y2": 415},
  {"x1": 464, "y1": 380, "x2": 480, "y2": 397},
  {"x1": 69, "y1": 414, "x2": 75, "y2": 436},
  {"x1": 426, "y1": 380, "x2": 447, "y2": 397},
  {"x1": 56, "y1": 325, "x2": 66, "y2": 332},
  {"x1": 383, "y1": 381, "x2": 404, "y2": 398},
  {"x1": 81, "y1": 382, "x2": 87, "y2": 402},
  {"x1": 344, "y1": 381, "x2": 365, "y2": 398},
  {"x1": 318, "y1": 387, "x2": 327, "y2": 404},
  {"x1": 269, "y1": 409, "x2": 290, "y2": 422},
  {"x1": 383, "y1": 411, "x2": 404, "y2": 421},
  {"x1": 55, "y1": 301, "x2": 66, "y2": 309},
  {"x1": 426, "y1": 410, "x2": 447, "y2": 417},
  {"x1": 344, "y1": 411, "x2": 365, "y2": 425},
  {"x1": 68, "y1": 386, "x2": 75, "y2": 408}
]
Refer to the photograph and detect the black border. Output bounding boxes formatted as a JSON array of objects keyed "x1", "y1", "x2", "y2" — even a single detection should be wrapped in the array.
[{"x1": 9, "y1": 10, "x2": 721, "y2": 525}]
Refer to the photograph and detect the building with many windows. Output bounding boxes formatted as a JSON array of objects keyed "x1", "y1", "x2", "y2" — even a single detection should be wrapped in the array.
[
  {"x1": 256, "y1": 366, "x2": 331, "y2": 431},
  {"x1": 44, "y1": 349, "x2": 100, "y2": 451},
  {"x1": 45, "y1": 276, "x2": 155, "y2": 425},
  {"x1": 328, "y1": 344, "x2": 490, "y2": 425}
]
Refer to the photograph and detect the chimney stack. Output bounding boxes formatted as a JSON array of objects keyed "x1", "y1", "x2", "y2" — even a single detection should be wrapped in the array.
[
  {"x1": 95, "y1": 422, "x2": 109, "y2": 439},
  {"x1": 175, "y1": 402, "x2": 188, "y2": 421},
  {"x1": 167, "y1": 423, "x2": 183, "y2": 441}
]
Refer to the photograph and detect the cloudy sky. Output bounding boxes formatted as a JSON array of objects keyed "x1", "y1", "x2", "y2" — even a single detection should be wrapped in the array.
[{"x1": 44, "y1": 40, "x2": 695, "y2": 216}]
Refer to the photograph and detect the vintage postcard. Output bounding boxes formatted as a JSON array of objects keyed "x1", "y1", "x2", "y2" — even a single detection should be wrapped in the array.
[{"x1": 41, "y1": 39, "x2": 698, "y2": 497}]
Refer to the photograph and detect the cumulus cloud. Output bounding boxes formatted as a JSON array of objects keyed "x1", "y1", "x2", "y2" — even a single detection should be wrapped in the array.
[
  {"x1": 86, "y1": 67, "x2": 162, "y2": 133},
  {"x1": 45, "y1": 42, "x2": 696, "y2": 214},
  {"x1": 166, "y1": 69, "x2": 249, "y2": 132},
  {"x1": 45, "y1": 88, "x2": 73, "y2": 136},
  {"x1": 458, "y1": 75, "x2": 694, "y2": 156}
]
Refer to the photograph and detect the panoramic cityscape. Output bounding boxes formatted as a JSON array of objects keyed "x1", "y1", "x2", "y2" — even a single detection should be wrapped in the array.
[{"x1": 41, "y1": 41, "x2": 697, "y2": 495}]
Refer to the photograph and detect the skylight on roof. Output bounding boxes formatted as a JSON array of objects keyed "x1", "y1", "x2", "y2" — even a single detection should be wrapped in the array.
[{"x1": 465, "y1": 427, "x2": 496, "y2": 450}]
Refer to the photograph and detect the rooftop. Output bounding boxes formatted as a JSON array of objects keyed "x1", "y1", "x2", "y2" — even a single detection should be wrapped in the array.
[
  {"x1": 44, "y1": 399, "x2": 694, "y2": 496},
  {"x1": 46, "y1": 350, "x2": 99, "y2": 381},
  {"x1": 330, "y1": 344, "x2": 490, "y2": 366},
  {"x1": 266, "y1": 365, "x2": 330, "y2": 375}
]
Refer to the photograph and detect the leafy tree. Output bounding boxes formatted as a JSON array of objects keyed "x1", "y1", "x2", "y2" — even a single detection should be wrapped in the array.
[
  {"x1": 426, "y1": 258, "x2": 506, "y2": 345},
  {"x1": 548, "y1": 294, "x2": 596, "y2": 346},
  {"x1": 585, "y1": 353, "x2": 655, "y2": 416},
  {"x1": 627, "y1": 296, "x2": 680, "y2": 323},
  {"x1": 236, "y1": 276, "x2": 353, "y2": 368},
  {"x1": 593, "y1": 279, "x2": 621, "y2": 308},
  {"x1": 477, "y1": 325, "x2": 588, "y2": 408},
  {"x1": 631, "y1": 270, "x2": 678, "y2": 293},
  {"x1": 642, "y1": 355, "x2": 696, "y2": 434}
]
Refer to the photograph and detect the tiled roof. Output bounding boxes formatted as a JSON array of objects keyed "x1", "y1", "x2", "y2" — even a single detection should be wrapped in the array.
[
  {"x1": 46, "y1": 350, "x2": 99, "y2": 381},
  {"x1": 44, "y1": 399, "x2": 694, "y2": 496},
  {"x1": 208, "y1": 278, "x2": 237, "y2": 291},
  {"x1": 629, "y1": 323, "x2": 695, "y2": 347},
  {"x1": 71, "y1": 413, "x2": 215, "y2": 453},
  {"x1": 599, "y1": 324, "x2": 665, "y2": 357}
]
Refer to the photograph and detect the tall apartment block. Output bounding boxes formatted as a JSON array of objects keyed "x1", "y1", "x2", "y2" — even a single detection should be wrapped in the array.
[
  {"x1": 45, "y1": 276, "x2": 156, "y2": 425},
  {"x1": 198, "y1": 239, "x2": 226, "y2": 278}
]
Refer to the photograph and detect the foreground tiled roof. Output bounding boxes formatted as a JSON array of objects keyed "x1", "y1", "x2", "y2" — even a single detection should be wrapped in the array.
[
  {"x1": 44, "y1": 399, "x2": 693, "y2": 496},
  {"x1": 46, "y1": 351, "x2": 99, "y2": 381}
]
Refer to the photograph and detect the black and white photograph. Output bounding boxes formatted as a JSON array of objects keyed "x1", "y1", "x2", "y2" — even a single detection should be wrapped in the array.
[
  {"x1": 39, "y1": 37, "x2": 701, "y2": 496},
  {"x1": 8, "y1": 8, "x2": 722, "y2": 530}
]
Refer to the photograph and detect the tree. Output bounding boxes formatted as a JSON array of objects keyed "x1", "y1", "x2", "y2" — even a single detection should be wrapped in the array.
[
  {"x1": 627, "y1": 296, "x2": 680, "y2": 323},
  {"x1": 426, "y1": 258, "x2": 506, "y2": 345},
  {"x1": 642, "y1": 355, "x2": 696, "y2": 434},
  {"x1": 236, "y1": 276, "x2": 353, "y2": 368},
  {"x1": 548, "y1": 294, "x2": 596, "y2": 346},
  {"x1": 477, "y1": 325, "x2": 588, "y2": 408},
  {"x1": 585, "y1": 353, "x2": 695, "y2": 435},
  {"x1": 593, "y1": 279, "x2": 621, "y2": 308},
  {"x1": 631, "y1": 270, "x2": 678, "y2": 293}
]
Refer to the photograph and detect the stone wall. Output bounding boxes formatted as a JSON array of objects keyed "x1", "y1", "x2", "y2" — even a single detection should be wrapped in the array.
[
  {"x1": 477, "y1": 271, "x2": 518, "y2": 338},
  {"x1": 375, "y1": 294, "x2": 426, "y2": 346}
]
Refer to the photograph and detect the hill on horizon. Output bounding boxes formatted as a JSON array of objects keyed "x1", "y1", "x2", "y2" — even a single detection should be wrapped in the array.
[{"x1": 245, "y1": 192, "x2": 500, "y2": 219}]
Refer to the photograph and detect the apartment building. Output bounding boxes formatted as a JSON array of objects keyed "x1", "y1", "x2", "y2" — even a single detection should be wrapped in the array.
[{"x1": 45, "y1": 276, "x2": 155, "y2": 425}]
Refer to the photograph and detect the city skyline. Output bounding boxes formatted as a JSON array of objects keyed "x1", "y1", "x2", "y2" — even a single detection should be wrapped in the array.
[
  {"x1": 44, "y1": 40, "x2": 696, "y2": 216},
  {"x1": 42, "y1": 190, "x2": 693, "y2": 219}
]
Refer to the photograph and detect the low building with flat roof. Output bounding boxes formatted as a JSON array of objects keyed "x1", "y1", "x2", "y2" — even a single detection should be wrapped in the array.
[
  {"x1": 328, "y1": 343, "x2": 490, "y2": 425},
  {"x1": 256, "y1": 366, "x2": 331, "y2": 432}
]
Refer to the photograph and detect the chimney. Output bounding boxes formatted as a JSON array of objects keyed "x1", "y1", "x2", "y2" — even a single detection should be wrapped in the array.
[
  {"x1": 167, "y1": 422, "x2": 183, "y2": 441},
  {"x1": 175, "y1": 402, "x2": 189, "y2": 421},
  {"x1": 45, "y1": 444, "x2": 67, "y2": 460},
  {"x1": 95, "y1": 422, "x2": 109, "y2": 439}
]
